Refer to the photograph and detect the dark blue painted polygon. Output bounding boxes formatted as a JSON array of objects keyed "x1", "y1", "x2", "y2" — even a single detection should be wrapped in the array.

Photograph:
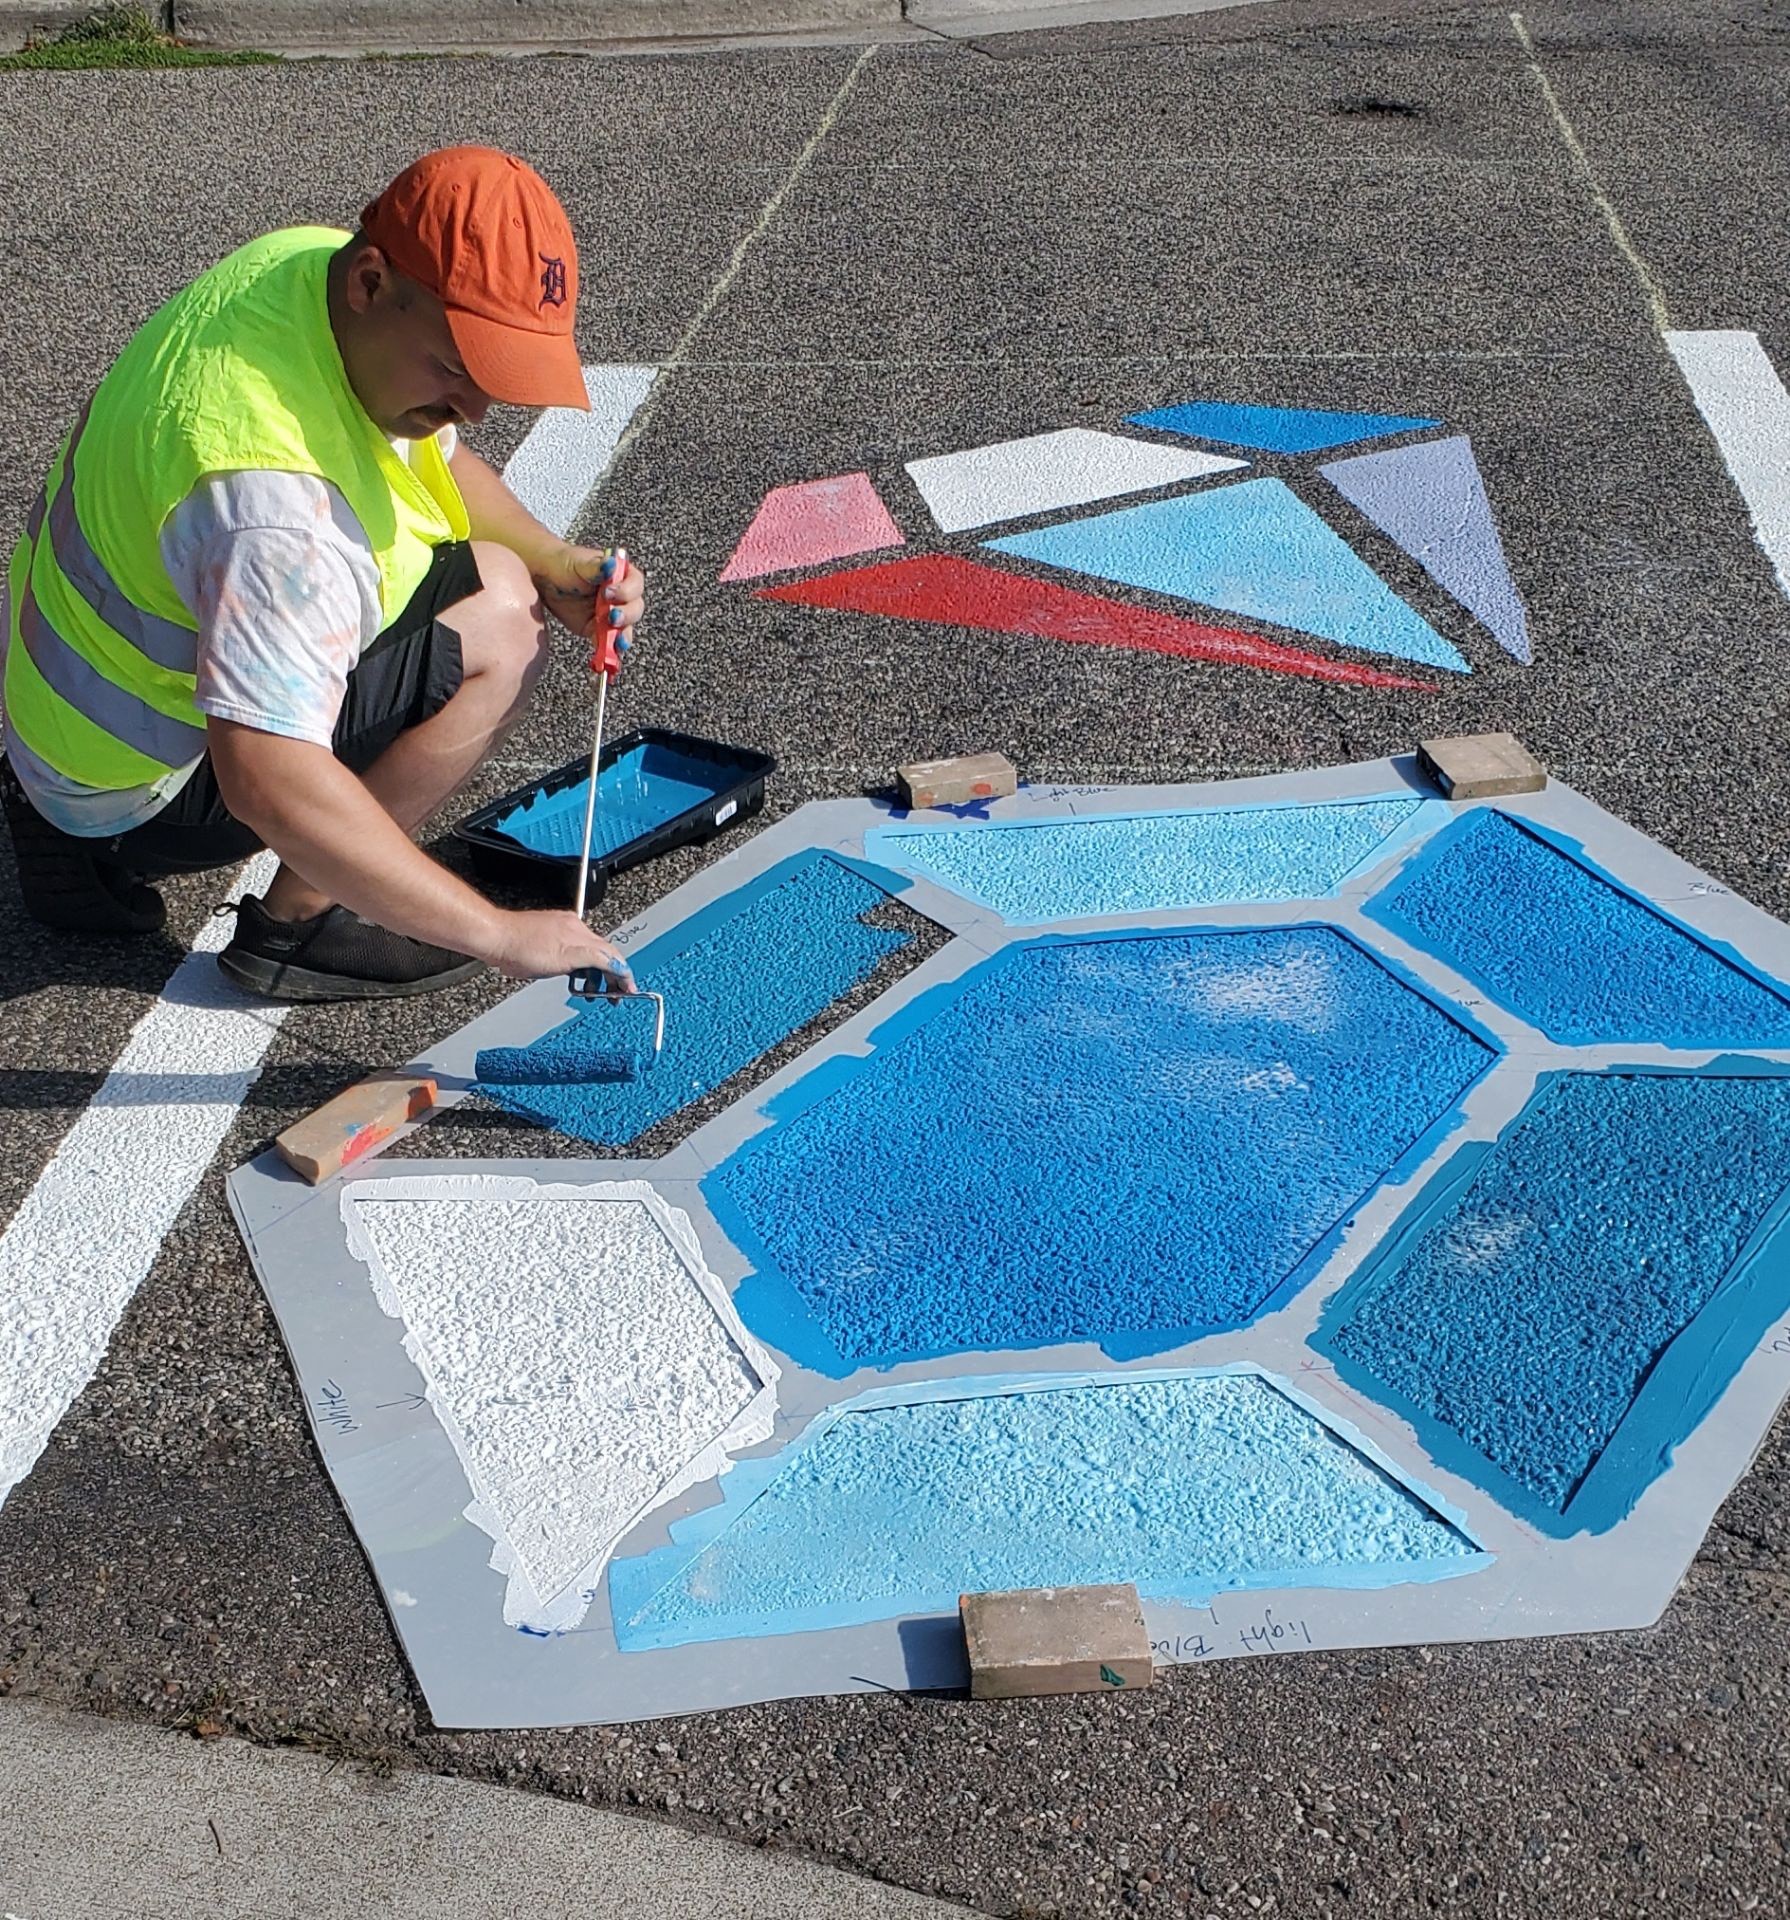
[
  {"x1": 1128, "y1": 400, "x2": 1441, "y2": 455},
  {"x1": 1366, "y1": 810, "x2": 1790, "y2": 1047},
  {"x1": 1320, "y1": 436, "x2": 1532, "y2": 664},
  {"x1": 1317, "y1": 1071, "x2": 1790, "y2": 1532},
  {"x1": 709, "y1": 927, "x2": 1496, "y2": 1370},
  {"x1": 475, "y1": 853, "x2": 910, "y2": 1145},
  {"x1": 985, "y1": 480, "x2": 1469, "y2": 674}
]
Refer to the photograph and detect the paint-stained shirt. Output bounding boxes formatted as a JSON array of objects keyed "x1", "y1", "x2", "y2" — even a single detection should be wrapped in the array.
[{"x1": 8, "y1": 428, "x2": 458, "y2": 837}]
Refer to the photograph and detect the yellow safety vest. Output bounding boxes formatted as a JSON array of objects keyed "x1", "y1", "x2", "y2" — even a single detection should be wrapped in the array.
[{"x1": 3, "y1": 226, "x2": 470, "y2": 789}]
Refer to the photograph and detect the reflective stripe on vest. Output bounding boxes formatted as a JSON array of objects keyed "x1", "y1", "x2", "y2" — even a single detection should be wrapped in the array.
[
  {"x1": 11, "y1": 568, "x2": 207, "y2": 768},
  {"x1": 46, "y1": 405, "x2": 196, "y2": 676}
]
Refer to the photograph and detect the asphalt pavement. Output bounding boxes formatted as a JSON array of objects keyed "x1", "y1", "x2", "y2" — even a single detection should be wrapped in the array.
[{"x1": 3, "y1": 1, "x2": 1790, "y2": 1914}]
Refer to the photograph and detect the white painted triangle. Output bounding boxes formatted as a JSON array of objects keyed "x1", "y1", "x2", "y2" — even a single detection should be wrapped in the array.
[
  {"x1": 500, "y1": 363, "x2": 658, "y2": 540},
  {"x1": 905, "y1": 427, "x2": 1246, "y2": 534}
]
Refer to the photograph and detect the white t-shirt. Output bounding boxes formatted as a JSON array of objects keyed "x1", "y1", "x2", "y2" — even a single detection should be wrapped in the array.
[{"x1": 7, "y1": 428, "x2": 457, "y2": 837}]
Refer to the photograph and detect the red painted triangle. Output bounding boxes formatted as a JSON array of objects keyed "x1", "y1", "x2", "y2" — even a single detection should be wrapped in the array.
[{"x1": 757, "y1": 554, "x2": 1435, "y2": 691}]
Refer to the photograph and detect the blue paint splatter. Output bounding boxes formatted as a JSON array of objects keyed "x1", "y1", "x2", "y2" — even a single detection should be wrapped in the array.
[
  {"x1": 986, "y1": 480, "x2": 1469, "y2": 674},
  {"x1": 1366, "y1": 810, "x2": 1790, "y2": 1046},
  {"x1": 493, "y1": 741, "x2": 733, "y2": 860},
  {"x1": 709, "y1": 928, "x2": 1496, "y2": 1368},
  {"x1": 475, "y1": 854, "x2": 910, "y2": 1145},
  {"x1": 1128, "y1": 401, "x2": 1442, "y2": 456},
  {"x1": 868, "y1": 797, "x2": 1426, "y2": 923},
  {"x1": 609, "y1": 1372, "x2": 1484, "y2": 1649},
  {"x1": 1318, "y1": 1072, "x2": 1790, "y2": 1532}
]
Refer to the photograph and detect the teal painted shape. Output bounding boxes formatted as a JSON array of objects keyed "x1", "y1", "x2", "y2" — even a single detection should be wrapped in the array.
[
  {"x1": 865, "y1": 797, "x2": 1428, "y2": 923},
  {"x1": 1128, "y1": 401, "x2": 1441, "y2": 455},
  {"x1": 609, "y1": 1372, "x2": 1485, "y2": 1650},
  {"x1": 987, "y1": 479, "x2": 1470, "y2": 674}
]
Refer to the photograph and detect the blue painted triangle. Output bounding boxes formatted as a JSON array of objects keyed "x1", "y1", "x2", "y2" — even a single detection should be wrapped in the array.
[
  {"x1": 986, "y1": 478, "x2": 1470, "y2": 674},
  {"x1": 1320, "y1": 435, "x2": 1532, "y2": 664},
  {"x1": 1129, "y1": 400, "x2": 1442, "y2": 456}
]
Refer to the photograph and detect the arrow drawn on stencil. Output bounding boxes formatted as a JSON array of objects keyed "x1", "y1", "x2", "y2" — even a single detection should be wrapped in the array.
[{"x1": 377, "y1": 1393, "x2": 428, "y2": 1412}]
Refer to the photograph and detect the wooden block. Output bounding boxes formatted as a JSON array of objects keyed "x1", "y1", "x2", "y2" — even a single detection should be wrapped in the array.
[
  {"x1": 1417, "y1": 732, "x2": 1547, "y2": 800},
  {"x1": 896, "y1": 751, "x2": 1019, "y2": 811},
  {"x1": 275, "y1": 1073, "x2": 437, "y2": 1185},
  {"x1": 961, "y1": 1583, "x2": 1154, "y2": 1700}
]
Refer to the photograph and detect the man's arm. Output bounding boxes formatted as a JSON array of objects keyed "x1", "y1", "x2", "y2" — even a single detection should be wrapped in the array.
[
  {"x1": 448, "y1": 440, "x2": 645, "y2": 643},
  {"x1": 449, "y1": 440, "x2": 561, "y2": 573},
  {"x1": 207, "y1": 723, "x2": 629, "y2": 980}
]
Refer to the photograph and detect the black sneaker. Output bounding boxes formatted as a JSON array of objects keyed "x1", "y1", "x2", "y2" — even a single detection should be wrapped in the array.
[
  {"x1": 216, "y1": 894, "x2": 485, "y2": 1002},
  {"x1": 0, "y1": 758, "x2": 166, "y2": 936}
]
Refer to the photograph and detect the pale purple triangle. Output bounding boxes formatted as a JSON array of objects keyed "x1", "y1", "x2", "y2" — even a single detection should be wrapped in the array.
[
  {"x1": 1319, "y1": 435, "x2": 1533, "y2": 664},
  {"x1": 720, "y1": 472, "x2": 904, "y2": 583}
]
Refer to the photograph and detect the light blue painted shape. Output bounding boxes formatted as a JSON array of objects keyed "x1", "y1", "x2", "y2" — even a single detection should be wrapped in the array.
[
  {"x1": 475, "y1": 853, "x2": 910, "y2": 1145},
  {"x1": 609, "y1": 1369, "x2": 1487, "y2": 1649},
  {"x1": 708, "y1": 926, "x2": 1498, "y2": 1371},
  {"x1": 1365, "y1": 809, "x2": 1790, "y2": 1047},
  {"x1": 1320, "y1": 435, "x2": 1533, "y2": 665},
  {"x1": 985, "y1": 479, "x2": 1470, "y2": 674},
  {"x1": 1128, "y1": 400, "x2": 1441, "y2": 456},
  {"x1": 1316, "y1": 1069, "x2": 1790, "y2": 1536},
  {"x1": 866, "y1": 795, "x2": 1433, "y2": 923},
  {"x1": 492, "y1": 741, "x2": 732, "y2": 861}
]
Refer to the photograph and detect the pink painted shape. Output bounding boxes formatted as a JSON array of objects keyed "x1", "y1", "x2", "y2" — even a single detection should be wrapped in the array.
[{"x1": 720, "y1": 472, "x2": 904, "y2": 583}]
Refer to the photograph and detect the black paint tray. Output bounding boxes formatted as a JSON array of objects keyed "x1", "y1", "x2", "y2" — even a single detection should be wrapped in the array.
[{"x1": 453, "y1": 728, "x2": 775, "y2": 902}]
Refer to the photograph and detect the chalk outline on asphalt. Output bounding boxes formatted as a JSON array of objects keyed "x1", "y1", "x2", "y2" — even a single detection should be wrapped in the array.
[{"x1": 1511, "y1": 10, "x2": 1790, "y2": 612}]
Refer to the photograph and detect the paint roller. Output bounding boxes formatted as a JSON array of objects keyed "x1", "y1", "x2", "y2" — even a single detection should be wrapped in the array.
[{"x1": 481, "y1": 549, "x2": 667, "y2": 1089}]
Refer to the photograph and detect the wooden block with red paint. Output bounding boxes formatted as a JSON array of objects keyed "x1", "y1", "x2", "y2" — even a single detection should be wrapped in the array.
[
  {"x1": 961, "y1": 1583, "x2": 1155, "y2": 1700},
  {"x1": 1417, "y1": 732, "x2": 1547, "y2": 800},
  {"x1": 275, "y1": 1073, "x2": 437, "y2": 1185},
  {"x1": 896, "y1": 751, "x2": 1019, "y2": 811}
]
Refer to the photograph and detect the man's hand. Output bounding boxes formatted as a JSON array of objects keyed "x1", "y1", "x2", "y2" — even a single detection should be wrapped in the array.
[
  {"x1": 481, "y1": 908, "x2": 637, "y2": 989},
  {"x1": 533, "y1": 543, "x2": 647, "y2": 653}
]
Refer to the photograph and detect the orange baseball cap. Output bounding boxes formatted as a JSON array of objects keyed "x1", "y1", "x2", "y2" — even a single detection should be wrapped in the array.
[{"x1": 361, "y1": 146, "x2": 589, "y2": 411}]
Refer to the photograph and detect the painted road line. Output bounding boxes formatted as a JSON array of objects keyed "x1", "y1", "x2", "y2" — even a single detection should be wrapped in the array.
[
  {"x1": 0, "y1": 854, "x2": 284, "y2": 1509},
  {"x1": 1664, "y1": 331, "x2": 1790, "y2": 602},
  {"x1": 499, "y1": 363, "x2": 657, "y2": 541},
  {"x1": 600, "y1": 46, "x2": 879, "y2": 492}
]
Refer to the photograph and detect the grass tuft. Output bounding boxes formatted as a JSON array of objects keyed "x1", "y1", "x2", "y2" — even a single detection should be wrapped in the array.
[{"x1": 0, "y1": 4, "x2": 279, "y2": 69}]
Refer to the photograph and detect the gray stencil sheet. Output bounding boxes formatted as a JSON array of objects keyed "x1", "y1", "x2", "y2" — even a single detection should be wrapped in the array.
[{"x1": 227, "y1": 759, "x2": 1790, "y2": 1727}]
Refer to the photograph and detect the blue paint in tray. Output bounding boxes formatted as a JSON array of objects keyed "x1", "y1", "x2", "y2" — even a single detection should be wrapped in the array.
[
  {"x1": 609, "y1": 1369, "x2": 1487, "y2": 1650},
  {"x1": 492, "y1": 740, "x2": 733, "y2": 860},
  {"x1": 1366, "y1": 809, "x2": 1790, "y2": 1047},
  {"x1": 1315, "y1": 1069, "x2": 1790, "y2": 1535},
  {"x1": 708, "y1": 925, "x2": 1497, "y2": 1372},
  {"x1": 475, "y1": 853, "x2": 910, "y2": 1145},
  {"x1": 866, "y1": 795, "x2": 1437, "y2": 923},
  {"x1": 1128, "y1": 400, "x2": 1442, "y2": 456},
  {"x1": 985, "y1": 479, "x2": 1469, "y2": 675}
]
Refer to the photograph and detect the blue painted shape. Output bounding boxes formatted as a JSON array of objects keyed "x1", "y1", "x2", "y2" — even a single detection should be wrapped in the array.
[
  {"x1": 986, "y1": 480, "x2": 1469, "y2": 674},
  {"x1": 492, "y1": 741, "x2": 732, "y2": 860},
  {"x1": 1315, "y1": 1070, "x2": 1790, "y2": 1535},
  {"x1": 1365, "y1": 810, "x2": 1790, "y2": 1047},
  {"x1": 1320, "y1": 436, "x2": 1532, "y2": 664},
  {"x1": 609, "y1": 1370, "x2": 1486, "y2": 1649},
  {"x1": 866, "y1": 795, "x2": 1433, "y2": 923},
  {"x1": 708, "y1": 926, "x2": 1497, "y2": 1371},
  {"x1": 1128, "y1": 401, "x2": 1441, "y2": 456},
  {"x1": 475, "y1": 853, "x2": 910, "y2": 1145}
]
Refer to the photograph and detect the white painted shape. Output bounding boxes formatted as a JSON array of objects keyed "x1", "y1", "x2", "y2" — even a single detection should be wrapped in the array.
[
  {"x1": 905, "y1": 428, "x2": 1246, "y2": 534},
  {"x1": 0, "y1": 853, "x2": 285, "y2": 1509},
  {"x1": 499, "y1": 364, "x2": 658, "y2": 541},
  {"x1": 1664, "y1": 329, "x2": 1790, "y2": 601},
  {"x1": 342, "y1": 1175, "x2": 779, "y2": 1632}
]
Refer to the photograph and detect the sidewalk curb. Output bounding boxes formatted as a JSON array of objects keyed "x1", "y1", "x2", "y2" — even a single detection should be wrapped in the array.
[{"x1": 0, "y1": 1695, "x2": 972, "y2": 1920}]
